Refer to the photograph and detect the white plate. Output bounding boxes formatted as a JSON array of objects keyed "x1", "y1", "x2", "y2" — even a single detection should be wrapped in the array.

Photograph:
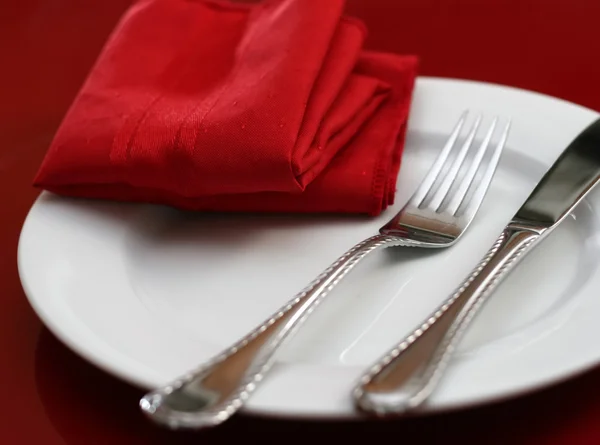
[{"x1": 18, "y1": 77, "x2": 600, "y2": 420}]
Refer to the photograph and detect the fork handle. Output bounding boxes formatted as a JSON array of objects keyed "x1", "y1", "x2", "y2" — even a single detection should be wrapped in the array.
[
  {"x1": 354, "y1": 223, "x2": 545, "y2": 415},
  {"x1": 140, "y1": 234, "x2": 411, "y2": 429}
]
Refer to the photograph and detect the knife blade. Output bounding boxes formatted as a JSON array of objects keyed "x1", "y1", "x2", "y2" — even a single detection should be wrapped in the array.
[{"x1": 353, "y1": 117, "x2": 600, "y2": 415}]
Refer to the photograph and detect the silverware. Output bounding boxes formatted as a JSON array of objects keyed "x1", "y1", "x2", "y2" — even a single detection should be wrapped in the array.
[
  {"x1": 139, "y1": 111, "x2": 510, "y2": 429},
  {"x1": 354, "y1": 117, "x2": 600, "y2": 415}
]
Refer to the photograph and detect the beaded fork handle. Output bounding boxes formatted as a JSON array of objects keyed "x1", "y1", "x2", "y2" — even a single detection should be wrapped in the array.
[{"x1": 140, "y1": 234, "x2": 417, "y2": 429}]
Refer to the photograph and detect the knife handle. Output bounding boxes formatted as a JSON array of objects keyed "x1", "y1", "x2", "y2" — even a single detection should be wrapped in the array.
[{"x1": 353, "y1": 224, "x2": 544, "y2": 415}]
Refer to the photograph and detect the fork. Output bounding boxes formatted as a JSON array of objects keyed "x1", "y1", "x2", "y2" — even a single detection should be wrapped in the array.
[{"x1": 139, "y1": 110, "x2": 511, "y2": 430}]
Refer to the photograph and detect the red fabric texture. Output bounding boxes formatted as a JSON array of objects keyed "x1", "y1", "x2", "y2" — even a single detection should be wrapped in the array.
[{"x1": 33, "y1": 0, "x2": 418, "y2": 215}]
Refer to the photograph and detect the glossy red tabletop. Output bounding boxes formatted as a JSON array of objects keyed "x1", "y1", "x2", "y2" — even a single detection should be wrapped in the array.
[{"x1": 3, "y1": 1, "x2": 600, "y2": 443}]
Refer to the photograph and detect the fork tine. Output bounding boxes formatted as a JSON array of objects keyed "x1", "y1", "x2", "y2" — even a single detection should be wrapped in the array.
[
  {"x1": 409, "y1": 111, "x2": 468, "y2": 207},
  {"x1": 445, "y1": 117, "x2": 498, "y2": 215},
  {"x1": 462, "y1": 119, "x2": 511, "y2": 220},
  {"x1": 426, "y1": 114, "x2": 482, "y2": 211}
]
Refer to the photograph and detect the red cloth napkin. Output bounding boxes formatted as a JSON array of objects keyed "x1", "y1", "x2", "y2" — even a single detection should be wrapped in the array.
[{"x1": 33, "y1": 0, "x2": 418, "y2": 215}]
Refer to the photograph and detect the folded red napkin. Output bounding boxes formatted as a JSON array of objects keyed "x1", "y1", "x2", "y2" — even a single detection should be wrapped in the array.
[{"x1": 34, "y1": 0, "x2": 418, "y2": 215}]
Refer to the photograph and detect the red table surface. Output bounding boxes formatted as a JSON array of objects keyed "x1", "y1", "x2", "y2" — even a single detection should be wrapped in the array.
[{"x1": 2, "y1": 0, "x2": 600, "y2": 443}]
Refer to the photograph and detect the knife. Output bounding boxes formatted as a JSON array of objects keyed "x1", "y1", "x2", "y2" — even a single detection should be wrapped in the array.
[{"x1": 353, "y1": 117, "x2": 600, "y2": 415}]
